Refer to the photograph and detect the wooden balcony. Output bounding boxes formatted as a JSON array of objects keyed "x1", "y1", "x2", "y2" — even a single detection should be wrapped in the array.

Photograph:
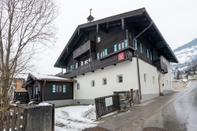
[
  {"x1": 73, "y1": 40, "x2": 95, "y2": 59},
  {"x1": 64, "y1": 47, "x2": 134, "y2": 78},
  {"x1": 153, "y1": 59, "x2": 168, "y2": 74}
]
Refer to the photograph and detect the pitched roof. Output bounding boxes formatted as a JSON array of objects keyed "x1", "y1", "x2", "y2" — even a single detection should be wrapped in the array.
[
  {"x1": 54, "y1": 8, "x2": 178, "y2": 68},
  {"x1": 27, "y1": 73, "x2": 76, "y2": 82}
]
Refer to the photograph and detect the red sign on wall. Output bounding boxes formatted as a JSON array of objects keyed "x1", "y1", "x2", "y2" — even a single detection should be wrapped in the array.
[{"x1": 118, "y1": 52, "x2": 125, "y2": 61}]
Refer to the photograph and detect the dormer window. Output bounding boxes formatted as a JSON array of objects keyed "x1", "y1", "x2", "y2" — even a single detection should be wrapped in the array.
[{"x1": 96, "y1": 36, "x2": 101, "y2": 43}]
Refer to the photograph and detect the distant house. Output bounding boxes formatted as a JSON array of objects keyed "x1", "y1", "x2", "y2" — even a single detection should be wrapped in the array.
[
  {"x1": 12, "y1": 78, "x2": 25, "y2": 91},
  {"x1": 187, "y1": 65, "x2": 197, "y2": 80},
  {"x1": 54, "y1": 8, "x2": 178, "y2": 104},
  {"x1": 25, "y1": 73, "x2": 76, "y2": 106}
]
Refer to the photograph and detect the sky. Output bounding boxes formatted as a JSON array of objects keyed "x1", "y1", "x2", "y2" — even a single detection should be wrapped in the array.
[{"x1": 34, "y1": 0, "x2": 197, "y2": 75}]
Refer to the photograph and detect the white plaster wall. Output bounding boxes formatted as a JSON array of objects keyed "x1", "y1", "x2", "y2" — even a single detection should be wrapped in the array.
[
  {"x1": 138, "y1": 59, "x2": 159, "y2": 95},
  {"x1": 160, "y1": 56, "x2": 173, "y2": 91},
  {"x1": 73, "y1": 60, "x2": 139, "y2": 99}
]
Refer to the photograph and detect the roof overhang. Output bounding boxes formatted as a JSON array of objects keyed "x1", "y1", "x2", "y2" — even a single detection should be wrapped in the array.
[{"x1": 54, "y1": 8, "x2": 178, "y2": 68}]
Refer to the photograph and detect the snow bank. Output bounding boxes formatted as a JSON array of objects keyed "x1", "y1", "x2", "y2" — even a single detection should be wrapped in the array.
[
  {"x1": 55, "y1": 105, "x2": 97, "y2": 131},
  {"x1": 37, "y1": 102, "x2": 51, "y2": 106},
  {"x1": 81, "y1": 105, "x2": 96, "y2": 120}
]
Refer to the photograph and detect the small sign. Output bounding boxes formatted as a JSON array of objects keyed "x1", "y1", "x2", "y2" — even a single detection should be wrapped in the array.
[
  {"x1": 105, "y1": 97, "x2": 113, "y2": 107},
  {"x1": 118, "y1": 52, "x2": 125, "y2": 61}
]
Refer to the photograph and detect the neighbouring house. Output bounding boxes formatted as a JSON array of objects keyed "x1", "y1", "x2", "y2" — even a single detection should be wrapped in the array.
[
  {"x1": 186, "y1": 64, "x2": 197, "y2": 80},
  {"x1": 12, "y1": 78, "x2": 26, "y2": 91},
  {"x1": 54, "y1": 8, "x2": 178, "y2": 105},
  {"x1": 24, "y1": 73, "x2": 76, "y2": 105}
]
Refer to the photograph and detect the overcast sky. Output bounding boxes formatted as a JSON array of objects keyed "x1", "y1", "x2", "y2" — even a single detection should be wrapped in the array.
[{"x1": 34, "y1": 0, "x2": 197, "y2": 74}]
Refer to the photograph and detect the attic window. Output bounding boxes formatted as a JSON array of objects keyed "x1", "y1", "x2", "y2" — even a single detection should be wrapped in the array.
[{"x1": 96, "y1": 36, "x2": 101, "y2": 43}]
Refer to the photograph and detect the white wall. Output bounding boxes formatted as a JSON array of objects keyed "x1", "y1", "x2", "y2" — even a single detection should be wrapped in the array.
[
  {"x1": 138, "y1": 59, "x2": 159, "y2": 95},
  {"x1": 73, "y1": 60, "x2": 138, "y2": 99},
  {"x1": 159, "y1": 56, "x2": 173, "y2": 92},
  {"x1": 73, "y1": 56, "x2": 173, "y2": 101}
]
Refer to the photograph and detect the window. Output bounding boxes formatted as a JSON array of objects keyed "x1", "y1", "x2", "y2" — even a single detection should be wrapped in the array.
[
  {"x1": 75, "y1": 62, "x2": 78, "y2": 68},
  {"x1": 103, "y1": 78, "x2": 107, "y2": 85},
  {"x1": 146, "y1": 49, "x2": 149, "y2": 58},
  {"x1": 133, "y1": 39, "x2": 137, "y2": 50},
  {"x1": 140, "y1": 43, "x2": 143, "y2": 53},
  {"x1": 77, "y1": 83, "x2": 80, "y2": 90},
  {"x1": 150, "y1": 52, "x2": 153, "y2": 60},
  {"x1": 118, "y1": 75, "x2": 123, "y2": 83},
  {"x1": 104, "y1": 49, "x2": 108, "y2": 56},
  {"x1": 97, "y1": 52, "x2": 100, "y2": 59},
  {"x1": 118, "y1": 43, "x2": 122, "y2": 50},
  {"x1": 91, "y1": 80, "x2": 95, "y2": 87},
  {"x1": 153, "y1": 76, "x2": 155, "y2": 84},
  {"x1": 114, "y1": 44, "x2": 118, "y2": 52},
  {"x1": 70, "y1": 65, "x2": 74, "y2": 70},
  {"x1": 56, "y1": 85, "x2": 59, "y2": 92},
  {"x1": 121, "y1": 42, "x2": 125, "y2": 49},
  {"x1": 81, "y1": 61, "x2": 84, "y2": 66},
  {"x1": 191, "y1": 71, "x2": 194, "y2": 74},
  {"x1": 59, "y1": 85, "x2": 62, "y2": 92},
  {"x1": 124, "y1": 39, "x2": 128, "y2": 47},
  {"x1": 52, "y1": 85, "x2": 56, "y2": 93},
  {"x1": 96, "y1": 36, "x2": 101, "y2": 43},
  {"x1": 63, "y1": 85, "x2": 66, "y2": 93},
  {"x1": 144, "y1": 74, "x2": 147, "y2": 83}
]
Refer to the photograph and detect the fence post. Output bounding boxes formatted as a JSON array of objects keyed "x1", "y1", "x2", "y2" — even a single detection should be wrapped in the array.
[
  {"x1": 51, "y1": 103, "x2": 55, "y2": 131},
  {"x1": 0, "y1": 114, "x2": 3, "y2": 131}
]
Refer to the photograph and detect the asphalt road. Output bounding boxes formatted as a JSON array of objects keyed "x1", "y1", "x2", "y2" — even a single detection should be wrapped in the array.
[{"x1": 141, "y1": 81, "x2": 197, "y2": 131}]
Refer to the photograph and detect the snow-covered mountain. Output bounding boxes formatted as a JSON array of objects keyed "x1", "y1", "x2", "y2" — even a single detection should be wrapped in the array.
[{"x1": 171, "y1": 38, "x2": 197, "y2": 71}]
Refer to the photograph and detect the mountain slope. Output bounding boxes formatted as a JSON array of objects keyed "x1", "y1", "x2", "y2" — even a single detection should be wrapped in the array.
[{"x1": 171, "y1": 38, "x2": 197, "y2": 71}]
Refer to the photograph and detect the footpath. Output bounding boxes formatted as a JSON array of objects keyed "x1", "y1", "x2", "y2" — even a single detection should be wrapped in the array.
[{"x1": 83, "y1": 86, "x2": 189, "y2": 131}]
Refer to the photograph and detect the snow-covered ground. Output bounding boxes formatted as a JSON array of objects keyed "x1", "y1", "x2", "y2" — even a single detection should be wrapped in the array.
[{"x1": 55, "y1": 105, "x2": 98, "y2": 131}]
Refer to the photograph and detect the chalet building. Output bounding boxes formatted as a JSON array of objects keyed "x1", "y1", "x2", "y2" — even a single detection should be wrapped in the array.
[
  {"x1": 187, "y1": 65, "x2": 197, "y2": 80},
  {"x1": 54, "y1": 8, "x2": 178, "y2": 105},
  {"x1": 25, "y1": 73, "x2": 76, "y2": 106}
]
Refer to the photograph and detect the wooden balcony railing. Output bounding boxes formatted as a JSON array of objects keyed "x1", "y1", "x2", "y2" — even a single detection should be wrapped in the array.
[
  {"x1": 64, "y1": 47, "x2": 134, "y2": 78},
  {"x1": 153, "y1": 59, "x2": 168, "y2": 74},
  {"x1": 73, "y1": 40, "x2": 95, "y2": 59}
]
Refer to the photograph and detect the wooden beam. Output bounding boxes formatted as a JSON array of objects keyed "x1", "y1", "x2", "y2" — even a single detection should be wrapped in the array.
[
  {"x1": 121, "y1": 18, "x2": 124, "y2": 30},
  {"x1": 96, "y1": 24, "x2": 99, "y2": 33}
]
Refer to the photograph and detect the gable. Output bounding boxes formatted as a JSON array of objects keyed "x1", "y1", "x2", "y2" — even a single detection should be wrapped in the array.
[{"x1": 54, "y1": 8, "x2": 178, "y2": 68}]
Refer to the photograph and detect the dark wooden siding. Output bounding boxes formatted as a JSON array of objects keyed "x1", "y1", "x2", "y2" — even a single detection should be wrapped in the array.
[
  {"x1": 39, "y1": 81, "x2": 73, "y2": 101},
  {"x1": 65, "y1": 25, "x2": 161, "y2": 71}
]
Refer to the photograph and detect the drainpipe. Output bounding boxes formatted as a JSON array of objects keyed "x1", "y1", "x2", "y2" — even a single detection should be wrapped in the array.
[{"x1": 133, "y1": 21, "x2": 153, "y2": 102}]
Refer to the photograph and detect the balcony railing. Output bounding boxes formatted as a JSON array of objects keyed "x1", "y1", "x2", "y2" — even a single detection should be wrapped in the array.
[
  {"x1": 73, "y1": 40, "x2": 95, "y2": 59},
  {"x1": 64, "y1": 47, "x2": 134, "y2": 78},
  {"x1": 153, "y1": 59, "x2": 168, "y2": 74}
]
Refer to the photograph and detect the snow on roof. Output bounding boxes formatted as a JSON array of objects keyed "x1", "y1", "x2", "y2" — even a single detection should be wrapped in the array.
[{"x1": 29, "y1": 73, "x2": 76, "y2": 82}]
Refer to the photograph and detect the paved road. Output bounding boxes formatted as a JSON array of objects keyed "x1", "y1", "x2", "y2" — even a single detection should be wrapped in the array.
[
  {"x1": 139, "y1": 81, "x2": 197, "y2": 131},
  {"x1": 84, "y1": 81, "x2": 197, "y2": 131}
]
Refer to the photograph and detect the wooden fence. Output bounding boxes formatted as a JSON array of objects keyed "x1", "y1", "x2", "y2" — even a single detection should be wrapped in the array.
[
  {"x1": 0, "y1": 108, "x2": 24, "y2": 131},
  {"x1": 0, "y1": 104, "x2": 55, "y2": 131},
  {"x1": 95, "y1": 94, "x2": 120, "y2": 119},
  {"x1": 14, "y1": 91, "x2": 29, "y2": 103}
]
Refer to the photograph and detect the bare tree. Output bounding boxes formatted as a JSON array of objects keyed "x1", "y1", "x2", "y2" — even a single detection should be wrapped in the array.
[{"x1": 0, "y1": 0, "x2": 58, "y2": 112}]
